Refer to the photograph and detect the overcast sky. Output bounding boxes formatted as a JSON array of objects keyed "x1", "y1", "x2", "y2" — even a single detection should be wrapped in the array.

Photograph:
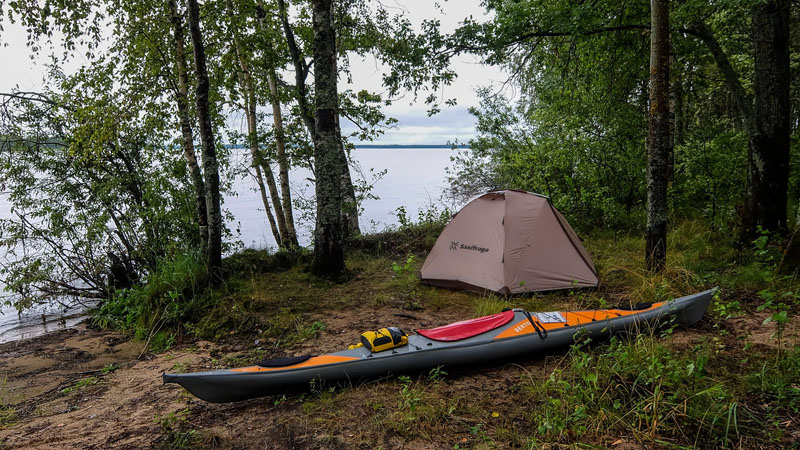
[{"x1": 0, "y1": 0, "x2": 508, "y2": 145}]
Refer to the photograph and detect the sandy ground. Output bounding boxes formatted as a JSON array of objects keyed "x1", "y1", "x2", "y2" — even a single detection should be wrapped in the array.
[
  {"x1": 0, "y1": 307, "x2": 797, "y2": 449},
  {"x1": 0, "y1": 307, "x2": 480, "y2": 449},
  {"x1": 0, "y1": 325, "x2": 204, "y2": 448}
]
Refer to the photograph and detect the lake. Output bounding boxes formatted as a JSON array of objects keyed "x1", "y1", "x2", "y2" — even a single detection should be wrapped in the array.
[{"x1": 0, "y1": 147, "x2": 458, "y2": 342}]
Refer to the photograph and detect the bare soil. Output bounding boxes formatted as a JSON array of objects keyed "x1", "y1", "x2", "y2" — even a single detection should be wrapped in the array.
[
  {"x1": 0, "y1": 325, "x2": 205, "y2": 449},
  {"x1": 0, "y1": 303, "x2": 483, "y2": 450},
  {"x1": 0, "y1": 306, "x2": 797, "y2": 449}
]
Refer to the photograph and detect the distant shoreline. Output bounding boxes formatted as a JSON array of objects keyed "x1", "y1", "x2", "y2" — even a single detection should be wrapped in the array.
[
  {"x1": 353, "y1": 144, "x2": 468, "y2": 149},
  {"x1": 224, "y1": 144, "x2": 468, "y2": 149}
]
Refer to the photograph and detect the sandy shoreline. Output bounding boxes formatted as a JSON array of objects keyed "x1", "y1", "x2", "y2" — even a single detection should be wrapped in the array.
[{"x1": 0, "y1": 325, "x2": 209, "y2": 449}]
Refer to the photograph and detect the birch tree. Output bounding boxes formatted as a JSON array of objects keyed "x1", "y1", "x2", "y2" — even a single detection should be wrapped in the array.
[
  {"x1": 168, "y1": 0, "x2": 209, "y2": 255},
  {"x1": 187, "y1": 0, "x2": 223, "y2": 283}
]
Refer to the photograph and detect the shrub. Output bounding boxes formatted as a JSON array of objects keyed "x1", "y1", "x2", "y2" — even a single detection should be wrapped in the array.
[{"x1": 92, "y1": 251, "x2": 206, "y2": 346}]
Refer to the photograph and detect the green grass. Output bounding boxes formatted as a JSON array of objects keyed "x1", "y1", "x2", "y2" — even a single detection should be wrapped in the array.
[
  {"x1": 92, "y1": 251, "x2": 208, "y2": 344},
  {"x1": 0, "y1": 383, "x2": 16, "y2": 429},
  {"x1": 747, "y1": 347, "x2": 800, "y2": 415},
  {"x1": 0, "y1": 379, "x2": 17, "y2": 428},
  {"x1": 61, "y1": 376, "x2": 99, "y2": 395},
  {"x1": 473, "y1": 295, "x2": 512, "y2": 317},
  {"x1": 521, "y1": 332, "x2": 745, "y2": 447},
  {"x1": 0, "y1": 405, "x2": 15, "y2": 428},
  {"x1": 155, "y1": 408, "x2": 198, "y2": 449}
]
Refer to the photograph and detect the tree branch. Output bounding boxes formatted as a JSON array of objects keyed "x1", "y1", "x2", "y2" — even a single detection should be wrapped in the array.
[
  {"x1": 679, "y1": 22, "x2": 754, "y2": 126},
  {"x1": 0, "y1": 91, "x2": 59, "y2": 106},
  {"x1": 453, "y1": 24, "x2": 650, "y2": 54},
  {"x1": 273, "y1": 0, "x2": 316, "y2": 137}
]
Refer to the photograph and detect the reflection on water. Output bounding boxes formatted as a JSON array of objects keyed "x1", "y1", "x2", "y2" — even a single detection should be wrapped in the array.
[
  {"x1": 0, "y1": 302, "x2": 97, "y2": 343},
  {"x1": 0, "y1": 147, "x2": 457, "y2": 342},
  {"x1": 229, "y1": 147, "x2": 457, "y2": 249}
]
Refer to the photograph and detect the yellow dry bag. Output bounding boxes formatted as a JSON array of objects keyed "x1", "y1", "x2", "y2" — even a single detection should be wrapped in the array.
[{"x1": 359, "y1": 327, "x2": 408, "y2": 352}]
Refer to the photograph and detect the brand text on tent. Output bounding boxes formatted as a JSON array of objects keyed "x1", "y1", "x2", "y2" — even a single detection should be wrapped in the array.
[{"x1": 449, "y1": 241, "x2": 490, "y2": 254}]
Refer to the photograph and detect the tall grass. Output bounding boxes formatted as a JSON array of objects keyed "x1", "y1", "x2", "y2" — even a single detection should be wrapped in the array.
[
  {"x1": 92, "y1": 251, "x2": 206, "y2": 349},
  {"x1": 473, "y1": 295, "x2": 512, "y2": 317},
  {"x1": 588, "y1": 222, "x2": 709, "y2": 303},
  {"x1": 521, "y1": 332, "x2": 750, "y2": 448}
]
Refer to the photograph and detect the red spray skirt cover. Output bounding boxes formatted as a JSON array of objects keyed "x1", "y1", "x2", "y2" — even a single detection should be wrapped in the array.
[{"x1": 416, "y1": 310, "x2": 515, "y2": 342}]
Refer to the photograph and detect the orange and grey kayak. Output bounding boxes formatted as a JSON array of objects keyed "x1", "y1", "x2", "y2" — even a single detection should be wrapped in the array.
[{"x1": 162, "y1": 289, "x2": 714, "y2": 403}]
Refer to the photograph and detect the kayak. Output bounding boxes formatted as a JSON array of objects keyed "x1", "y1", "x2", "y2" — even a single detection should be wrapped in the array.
[{"x1": 163, "y1": 288, "x2": 715, "y2": 403}]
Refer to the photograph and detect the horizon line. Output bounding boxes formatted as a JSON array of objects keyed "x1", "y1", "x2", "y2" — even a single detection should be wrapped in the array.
[{"x1": 353, "y1": 144, "x2": 469, "y2": 148}]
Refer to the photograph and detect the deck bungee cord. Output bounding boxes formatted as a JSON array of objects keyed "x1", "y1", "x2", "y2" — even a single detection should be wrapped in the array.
[{"x1": 521, "y1": 310, "x2": 548, "y2": 339}]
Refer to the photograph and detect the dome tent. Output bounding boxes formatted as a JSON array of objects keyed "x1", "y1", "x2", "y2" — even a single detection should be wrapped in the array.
[{"x1": 420, "y1": 190, "x2": 598, "y2": 294}]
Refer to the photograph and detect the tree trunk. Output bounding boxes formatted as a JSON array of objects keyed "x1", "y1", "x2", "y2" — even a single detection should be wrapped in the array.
[
  {"x1": 251, "y1": 1, "x2": 299, "y2": 249},
  {"x1": 168, "y1": 0, "x2": 208, "y2": 255},
  {"x1": 276, "y1": 0, "x2": 359, "y2": 239},
  {"x1": 267, "y1": 70, "x2": 299, "y2": 248},
  {"x1": 229, "y1": 18, "x2": 291, "y2": 247},
  {"x1": 742, "y1": 0, "x2": 791, "y2": 238},
  {"x1": 253, "y1": 162, "x2": 282, "y2": 245},
  {"x1": 310, "y1": 0, "x2": 345, "y2": 276},
  {"x1": 258, "y1": 158, "x2": 289, "y2": 245},
  {"x1": 646, "y1": 0, "x2": 669, "y2": 273},
  {"x1": 673, "y1": 75, "x2": 686, "y2": 147},
  {"x1": 335, "y1": 115, "x2": 360, "y2": 237},
  {"x1": 187, "y1": 0, "x2": 222, "y2": 284},
  {"x1": 667, "y1": 55, "x2": 677, "y2": 184}
]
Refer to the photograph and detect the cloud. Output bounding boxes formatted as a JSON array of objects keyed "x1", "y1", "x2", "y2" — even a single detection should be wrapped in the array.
[{"x1": 343, "y1": 106, "x2": 477, "y2": 145}]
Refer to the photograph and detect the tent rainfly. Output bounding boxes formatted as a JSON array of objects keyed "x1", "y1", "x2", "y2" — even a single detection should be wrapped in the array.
[{"x1": 420, "y1": 190, "x2": 598, "y2": 294}]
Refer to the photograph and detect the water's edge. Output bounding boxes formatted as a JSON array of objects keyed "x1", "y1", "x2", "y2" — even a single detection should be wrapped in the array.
[{"x1": 0, "y1": 304, "x2": 94, "y2": 344}]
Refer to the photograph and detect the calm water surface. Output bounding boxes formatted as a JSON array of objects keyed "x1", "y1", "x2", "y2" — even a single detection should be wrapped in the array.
[{"x1": 0, "y1": 148, "x2": 456, "y2": 342}]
